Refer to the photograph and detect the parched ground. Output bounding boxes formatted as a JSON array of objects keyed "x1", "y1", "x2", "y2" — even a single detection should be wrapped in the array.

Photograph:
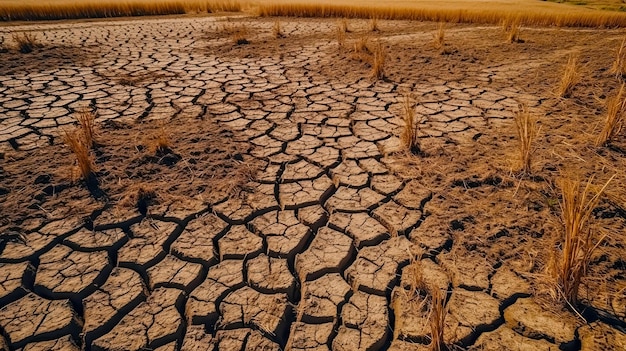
[{"x1": 0, "y1": 14, "x2": 625, "y2": 351}]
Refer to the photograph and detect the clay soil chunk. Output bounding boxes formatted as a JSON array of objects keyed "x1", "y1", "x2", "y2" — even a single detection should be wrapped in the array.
[
  {"x1": 34, "y1": 245, "x2": 110, "y2": 298},
  {"x1": 333, "y1": 291, "x2": 389, "y2": 351},
  {"x1": 372, "y1": 200, "x2": 421, "y2": 235},
  {"x1": 330, "y1": 160, "x2": 370, "y2": 188},
  {"x1": 439, "y1": 251, "x2": 491, "y2": 291},
  {"x1": 300, "y1": 273, "x2": 351, "y2": 323},
  {"x1": 186, "y1": 260, "x2": 244, "y2": 325},
  {"x1": 218, "y1": 225, "x2": 263, "y2": 260},
  {"x1": 400, "y1": 259, "x2": 450, "y2": 293},
  {"x1": 64, "y1": 227, "x2": 126, "y2": 251},
  {"x1": 83, "y1": 267, "x2": 147, "y2": 341},
  {"x1": 326, "y1": 187, "x2": 385, "y2": 213},
  {"x1": 279, "y1": 175, "x2": 334, "y2": 209},
  {"x1": 92, "y1": 288, "x2": 184, "y2": 351},
  {"x1": 295, "y1": 226, "x2": 354, "y2": 281},
  {"x1": 215, "y1": 328, "x2": 280, "y2": 351},
  {"x1": 346, "y1": 236, "x2": 413, "y2": 295},
  {"x1": 470, "y1": 325, "x2": 558, "y2": 351},
  {"x1": 0, "y1": 262, "x2": 34, "y2": 305},
  {"x1": 181, "y1": 325, "x2": 214, "y2": 351},
  {"x1": 504, "y1": 297, "x2": 580, "y2": 347},
  {"x1": 446, "y1": 289, "x2": 501, "y2": 344},
  {"x1": 147, "y1": 254, "x2": 203, "y2": 291},
  {"x1": 0, "y1": 293, "x2": 79, "y2": 348},
  {"x1": 22, "y1": 335, "x2": 80, "y2": 351},
  {"x1": 118, "y1": 220, "x2": 178, "y2": 270},
  {"x1": 171, "y1": 213, "x2": 227, "y2": 265},
  {"x1": 218, "y1": 286, "x2": 291, "y2": 344},
  {"x1": 247, "y1": 254, "x2": 296, "y2": 298},
  {"x1": 329, "y1": 212, "x2": 388, "y2": 248},
  {"x1": 287, "y1": 322, "x2": 334, "y2": 351},
  {"x1": 578, "y1": 322, "x2": 626, "y2": 351},
  {"x1": 393, "y1": 180, "x2": 432, "y2": 210},
  {"x1": 250, "y1": 210, "x2": 311, "y2": 259},
  {"x1": 490, "y1": 267, "x2": 531, "y2": 300},
  {"x1": 282, "y1": 159, "x2": 325, "y2": 182}
]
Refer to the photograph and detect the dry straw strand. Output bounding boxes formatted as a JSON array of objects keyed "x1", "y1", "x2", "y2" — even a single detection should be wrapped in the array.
[
  {"x1": 433, "y1": 22, "x2": 445, "y2": 52},
  {"x1": 369, "y1": 17, "x2": 379, "y2": 32},
  {"x1": 75, "y1": 109, "x2": 97, "y2": 149},
  {"x1": 400, "y1": 94, "x2": 420, "y2": 154},
  {"x1": 549, "y1": 175, "x2": 613, "y2": 306},
  {"x1": 272, "y1": 20, "x2": 284, "y2": 38},
  {"x1": 514, "y1": 104, "x2": 538, "y2": 174},
  {"x1": 610, "y1": 37, "x2": 626, "y2": 79},
  {"x1": 63, "y1": 129, "x2": 95, "y2": 181},
  {"x1": 596, "y1": 84, "x2": 626, "y2": 147},
  {"x1": 370, "y1": 41, "x2": 386, "y2": 80},
  {"x1": 429, "y1": 287, "x2": 448, "y2": 351},
  {"x1": 558, "y1": 55, "x2": 581, "y2": 98}
]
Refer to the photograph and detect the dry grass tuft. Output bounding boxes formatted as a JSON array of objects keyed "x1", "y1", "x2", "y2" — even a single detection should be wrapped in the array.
[
  {"x1": 339, "y1": 17, "x2": 350, "y2": 33},
  {"x1": 63, "y1": 129, "x2": 95, "y2": 181},
  {"x1": 75, "y1": 109, "x2": 97, "y2": 149},
  {"x1": 148, "y1": 123, "x2": 171, "y2": 154},
  {"x1": 335, "y1": 25, "x2": 346, "y2": 48},
  {"x1": 118, "y1": 183, "x2": 158, "y2": 215},
  {"x1": 557, "y1": 55, "x2": 581, "y2": 98},
  {"x1": 353, "y1": 35, "x2": 370, "y2": 55},
  {"x1": 597, "y1": 84, "x2": 626, "y2": 147},
  {"x1": 400, "y1": 94, "x2": 421, "y2": 154},
  {"x1": 547, "y1": 175, "x2": 613, "y2": 307},
  {"x1": 369, "y1": 17, "x2": 379, "y2": 32},
  {"x1": 428, "y1": 287, "x2": 448, "y2": 351},
  {"x1": 514, "y1": 104, "x2": 538, "y2": 174},
  {"x1": 370, "y1": 41, "x2": 386, "y2": 80},
  {"x1": 611, "y1": 37, "x2": 626, "y2": 79},
  {"x1": 231, "y1": 24, "x2": 250, "y2": 45},
  {"x1": 12, "y1": 32, "x2": 40, "y2": 53},
  {"x1": 272, "y1": 20, "x2": 284, "y2": 38},
  {"x1": 433, "y1": 22, "x2": 445, "y2": 52},
  {"x1": 502, "y1": 16, "x2": 522, "y2": 43}
]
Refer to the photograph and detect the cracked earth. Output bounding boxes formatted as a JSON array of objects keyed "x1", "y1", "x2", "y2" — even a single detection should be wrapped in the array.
[{"x1": 0, "y1": 15, "x2": 625, "y2": 351}]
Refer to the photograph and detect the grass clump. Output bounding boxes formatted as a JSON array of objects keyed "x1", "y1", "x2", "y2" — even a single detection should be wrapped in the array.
[
  {"x1": 231, "y1": 24, "x2": 250, "y2": 45},
  {"x1": 547, "y1": 175, "x2": 613, "y2": 307},
  {"x1": 272, "y1": 20, "x2": 284, "y2": 38},
  {"x1": 339, "y1": 17, "x2": 350, "y2": 33},
  {"x1": 596, "y1": 84, "x2": 626, "y2": 147},
  {"x1": 433, "y1": 22, "x2": 445, "y2": 52},
  {"x1": 400, "y1": 94, "x2": 421, "y2": 154},
  {"x1": 557, "y1": 55, "x2": 581, "y2": 98},
  {"x1": 428, "y1": 287, "x2": 448, "y2": 351},
  {"x1": 369, "y1": 17, "x2": 379, "y2": 32},
  {"x1": 611, "y1": 37, "x2": 626, "y2": 79},
  {"x1": 75, "y1": 109, "x2": 97, "y2": 149},
  {"x1": 370, "y1": 41, "x2": 386, "y2": 80},
  {"x1": 335, "y1": 25, "x2": 346, "y2": 48},
  {"x1": 63, "y1": 129, "x2": 95, "y2": 181},
  {"x1": 514, "y1": 104, "x2": 538, "y2": 174},
  {"x1": 12, "y1": 32, "x2": 40, "y2": 53},
  {"x1": 502, "y1": 16, "x2": 522, "y2": 43}
]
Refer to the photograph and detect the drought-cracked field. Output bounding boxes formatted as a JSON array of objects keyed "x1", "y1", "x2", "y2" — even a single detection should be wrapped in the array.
[{"x1": 0, "y1": 12, "x2": 625, "y2": 351}]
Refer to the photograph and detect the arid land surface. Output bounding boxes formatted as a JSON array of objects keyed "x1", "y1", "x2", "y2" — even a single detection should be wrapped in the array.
[{"x1": 0, "y1": 11, "x2": 625, "y2": 351}]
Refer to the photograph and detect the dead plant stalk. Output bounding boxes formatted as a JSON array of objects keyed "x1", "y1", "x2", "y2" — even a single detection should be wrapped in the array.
[
  {"x1": 558, "y1": 55, "x2": 581, "y2": 98},
  {"x1": 550, "y1": 176, "x2": 613, "y2": 306},
  {"x1": 596, "y1": 83, "x2": 626, "y2": 146},
  {"x1": 400, "y1": 95, "x2": 420, "y2": 154},
  {"x1": 514, "y1": 105, "x2": 538, "y2": 174}
]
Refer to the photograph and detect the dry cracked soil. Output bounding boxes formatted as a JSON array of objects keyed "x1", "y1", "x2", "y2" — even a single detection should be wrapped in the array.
[{"x1": 0, "y1": 14, "x2": 625, "y2": 351}]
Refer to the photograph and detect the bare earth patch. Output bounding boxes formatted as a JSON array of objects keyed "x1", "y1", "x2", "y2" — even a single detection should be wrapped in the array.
[{"x1": 0, "y1": 15, "x2": 625, "y2": 351}]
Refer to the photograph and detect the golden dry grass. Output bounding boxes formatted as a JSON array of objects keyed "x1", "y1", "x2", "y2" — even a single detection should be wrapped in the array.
[
  {"x1": 514, "y1": 105, "x2": 538, "y2": 174},
  {"x1": 548, "y1": 176, "x2": 613, "y2": 306},
  {"x1": 610, "y1": 37, "x2": 626, "y2": 78},
  {"x1": 502, "y1": 16, "x2": 522, "y2": 43},
  {"x1": 557, "y1": 55, "x2": 581, "y2": 98},
  {"x1": 370, "y1": 41, "x2": 386, "y2": 80},
  {"x1": 432, "y1": 22, "x2": 446, "y2": 53},
  {"x1": 400, "y1": 94, "x2": 420, "y2": 154},
  {"x1": 149, "y1": 123, "x2": 171, "y2": 154},
  {"x1": 339, "y1": 17, "x2": 350, "y2": 33},
  {"x1": 272, "y1": 20, "x2": 284, "y2": 38},
  {"x1": 596, "y1": 84, "x2": 626, "y2": 146},
  {"x1": 0, "y1": 0, "x2": 241, "y2": 21},
  {"x1": 75, "y1": 109, "x2": 97, "y2": 149},
  {"x1": 231, "y1": 24, "x2": 250, "y2": 45},
  {"x1": 11, "y1": 32, "x2": 40, "y2": 53},
  {"x1": 428, "y1": 287, "x2": 448, "y2": 351},
  {"x1": 63, "y1": 129, "x2": 95, "y2": 181},
  {"x1": 369, "y1": 17, "x2": 379, "y2": 32},
  {"x1": 256, "y1": 1, "x2": 626, "y2": 28},
  {"x1": 335, "y1": 24, "x2": 346, "y2": 48}
]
